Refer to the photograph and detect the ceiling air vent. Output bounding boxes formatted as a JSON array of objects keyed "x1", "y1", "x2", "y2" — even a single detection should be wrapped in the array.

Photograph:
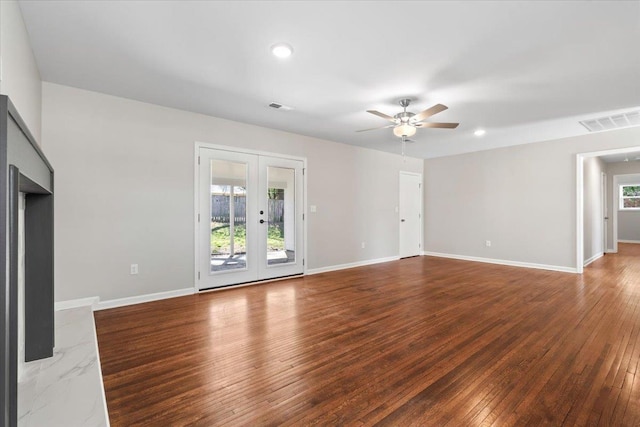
[
  {"x1": 268, "y1": 102, "x2": 293, "y2": 111},
  {"x1": 580, "y1": 111, "x2": 640, "y2": 132}
]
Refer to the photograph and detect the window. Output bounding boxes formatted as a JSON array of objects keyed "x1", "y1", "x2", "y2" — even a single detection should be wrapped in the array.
[{"x1": 620, "y1": 184, "x2": 640, "y2": 210}]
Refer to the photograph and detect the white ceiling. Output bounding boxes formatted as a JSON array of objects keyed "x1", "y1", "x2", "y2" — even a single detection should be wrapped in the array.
[
  {"x1": 19, "y1": 1, "x2": 640, "y2": 159},
  {"x1": 600, "y1": 152, "x2": 640, "y2": 163}
]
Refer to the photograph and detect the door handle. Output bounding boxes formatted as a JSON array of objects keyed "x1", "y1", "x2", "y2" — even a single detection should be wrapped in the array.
[
  {"x1": 401, "y1": 219, "x2": 405, "y2": 222},
  {"x1": 260, "y1": 219, "x2": 265, "y2": 224}
]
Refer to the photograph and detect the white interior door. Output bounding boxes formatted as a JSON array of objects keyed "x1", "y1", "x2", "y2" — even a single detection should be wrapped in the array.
[
  {"x1": 399, "y1": 172, "x2": 422, "y2": 258},
  {"x1": 197, "y1": 147, "x2": 304, "y2": 290}
]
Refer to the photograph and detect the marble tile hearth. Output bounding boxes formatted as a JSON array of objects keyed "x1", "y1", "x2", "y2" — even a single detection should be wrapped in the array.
[{"x1": 18, "y1": 306, "x2": 109, "y2": 427}]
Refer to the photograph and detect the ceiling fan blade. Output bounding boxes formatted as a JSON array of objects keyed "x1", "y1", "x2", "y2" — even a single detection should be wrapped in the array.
[
  {"x1": 356, "y1": 124, "x2": 395, "y2": 132},
  {"x1": 367, "y1": 110, "x2": 397, "y2": 123},
  {"x1": 415, "y1": 122, "x2": 459, "y2": 129},
  {"x1": 412, "y1": 104, "x2": 448, "y2": 122}
]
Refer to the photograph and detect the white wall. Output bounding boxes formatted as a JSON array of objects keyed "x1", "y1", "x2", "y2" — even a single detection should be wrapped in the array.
[
  {"x1": 605, "y1": 162, "x2": 640, "y2": 248},
  {"x1": 42, "y1": 82, "x2": 422, "y2": 302},
  {"x1": 618, "y1": 210, "x2": 640, "y2": 242},
  {"x1": 0, "y1": 0, "x2": 42, "y2": 142},
  {"x1": 423, "y1": 126, "x2": 640, "y2": 270},
  {"x1": 583, "y1": 157, "x2": 605, "y2": 263}
]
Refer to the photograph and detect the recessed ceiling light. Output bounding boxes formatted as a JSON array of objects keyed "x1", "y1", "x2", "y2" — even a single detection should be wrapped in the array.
[
  {"x1": 271, "y1": 43, "x2": 293, "y2": 58},
  {"x1": 474, "y1": 129, "x2": 486, "y2": 137}
]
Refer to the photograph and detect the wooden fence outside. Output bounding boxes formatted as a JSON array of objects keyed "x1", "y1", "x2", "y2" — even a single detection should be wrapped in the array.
[{"x1": 211, "y1": 196, "x2": 284, "y2": 223}]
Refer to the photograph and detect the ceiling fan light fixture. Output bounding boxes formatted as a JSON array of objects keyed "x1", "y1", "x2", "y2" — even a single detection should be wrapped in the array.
[
  {"x1": 393, "y1": 124, "x2": 416, "y2": 138},
  {"x1": 271, "y1": 43, "x2": 293, "y2": 58},
  {"x1": 358, "y1": 98, "x2": 459, "y2": 138}
]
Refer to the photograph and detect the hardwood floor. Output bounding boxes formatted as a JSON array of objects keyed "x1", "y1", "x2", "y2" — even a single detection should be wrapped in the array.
[{"x1": 94, "y1": 245, "x2": 640, "y2": 426}]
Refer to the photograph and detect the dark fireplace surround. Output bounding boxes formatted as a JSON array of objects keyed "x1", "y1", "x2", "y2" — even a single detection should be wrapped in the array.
[{"x1": 0, "y1": 96, "x2": 54, "y2": 427}]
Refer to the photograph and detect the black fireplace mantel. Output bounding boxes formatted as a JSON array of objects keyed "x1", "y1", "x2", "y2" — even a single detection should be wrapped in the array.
[{"x1": 0, "y1": 96, "x2": 54, "y2": 427}]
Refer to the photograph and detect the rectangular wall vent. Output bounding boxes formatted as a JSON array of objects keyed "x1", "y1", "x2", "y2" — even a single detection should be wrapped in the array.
[
  {"x1": 580, "y1": 111, "x2": 640, "y2": 132},
  {"x1": 268, "y1": 102, "x2": 293, "y2": 111}
]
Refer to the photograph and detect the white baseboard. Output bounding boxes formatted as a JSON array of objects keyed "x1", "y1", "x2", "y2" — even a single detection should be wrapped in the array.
[
  {"x1": 306, "y1": 255, "x2": 400, "y2": 275},
  {"x1": 618, "y1": 240, "x2": 640, "y2": 244},
  {"x1": 95, "y1": 287, "x2": 195, "y2": 311},
  {"x1": 605, "y1": 248, "x2": 617, "y2": 253},
  {"x1": 423, "y1": 251, "x2": 577, "y2": 274},
  {"x1": 583, "y1": 252, "x2": 604, "y2": 267},
  {"x1": 54, "y1": 296, "x2": 100, "y2": 311}
]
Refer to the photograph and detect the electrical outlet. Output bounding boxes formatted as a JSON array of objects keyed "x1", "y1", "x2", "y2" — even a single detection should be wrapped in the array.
[
  {"x1": 485, "y1": 240, "x2": 492, "y2": 247},
  {"x1": 130, "y1": 264, "x2": 139, "y2": 275},
  {"x1": 310, "y1": 205, "x2": 317, "y2": 213}
]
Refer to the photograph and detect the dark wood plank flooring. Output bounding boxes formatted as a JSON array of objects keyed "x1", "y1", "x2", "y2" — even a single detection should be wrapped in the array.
[{"x1": 95, "y1": 244, "x2": 640, "y2": 426}]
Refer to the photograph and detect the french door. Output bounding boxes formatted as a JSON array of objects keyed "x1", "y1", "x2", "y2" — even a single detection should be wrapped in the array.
[{"x1": 197, "y1": 147, "x2": 304, "y2": 290}]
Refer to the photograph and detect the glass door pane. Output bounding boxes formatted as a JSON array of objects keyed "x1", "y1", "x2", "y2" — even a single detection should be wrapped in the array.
[
  {"x1": 266, "y1": 166, "x2": 296, "y2": 266},
  {"x1": 210, "y1": 159, "x2": 248, "y2": 272}
]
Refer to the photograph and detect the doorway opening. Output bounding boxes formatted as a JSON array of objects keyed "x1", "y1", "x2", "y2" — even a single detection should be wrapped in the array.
[{"x1": 576, "y1": 145, "x2": 640, "y2": 273}]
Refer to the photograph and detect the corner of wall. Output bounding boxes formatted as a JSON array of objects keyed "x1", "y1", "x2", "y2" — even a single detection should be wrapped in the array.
[{"x1": 0, "y1": 0, "x2": 43, "y2": 143}]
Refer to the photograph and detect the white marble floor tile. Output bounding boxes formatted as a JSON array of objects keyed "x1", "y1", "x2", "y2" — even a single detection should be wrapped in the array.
[
  {"x1": 18, "y1": 306, "x2": 109, "y2": 427},
  {"x1": 29, "y1": 371, "x2": 106, "y2": 427},
  {"x1": 17, "y1": 374, "x2": 37, "y2": 426}
]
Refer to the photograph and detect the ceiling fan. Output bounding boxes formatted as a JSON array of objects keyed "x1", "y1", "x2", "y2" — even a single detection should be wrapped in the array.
[{"x1": 357, "y1": 98, "x2": 459, "y2": 138}]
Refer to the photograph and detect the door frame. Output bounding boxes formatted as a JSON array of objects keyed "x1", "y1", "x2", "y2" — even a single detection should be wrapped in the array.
[
  {"x1": 613, "y1": 174, "x2": 620, "y2": 254},
  {"x1": 398, "y1": 171, "x2": 423, "y2": 258},
  {"x1": 193, "y1": 142, "x2": 307, "y2": 292},
  {"x1": 602, "y1": 172, "x2": 607, "y2": 254}
]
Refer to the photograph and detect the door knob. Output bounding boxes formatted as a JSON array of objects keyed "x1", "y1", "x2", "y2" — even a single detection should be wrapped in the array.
[
  {"x1": 260, "y1": 219, "x2": 265, "y2": 224},
  {"x1": 401, "y1": 219, "x2": 405, "y2": 222},
  {"x1": 260, "y1": 210, "x2": 264, "y2": 215}
]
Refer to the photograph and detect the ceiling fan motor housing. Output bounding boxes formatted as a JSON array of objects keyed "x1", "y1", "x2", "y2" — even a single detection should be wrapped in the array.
[
  {"x1": 395, "y1": 111, "x2": 415, "y2": 123},
  {"x1": 396, "y1": 99, "x2": 415, "y2": 124}
]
